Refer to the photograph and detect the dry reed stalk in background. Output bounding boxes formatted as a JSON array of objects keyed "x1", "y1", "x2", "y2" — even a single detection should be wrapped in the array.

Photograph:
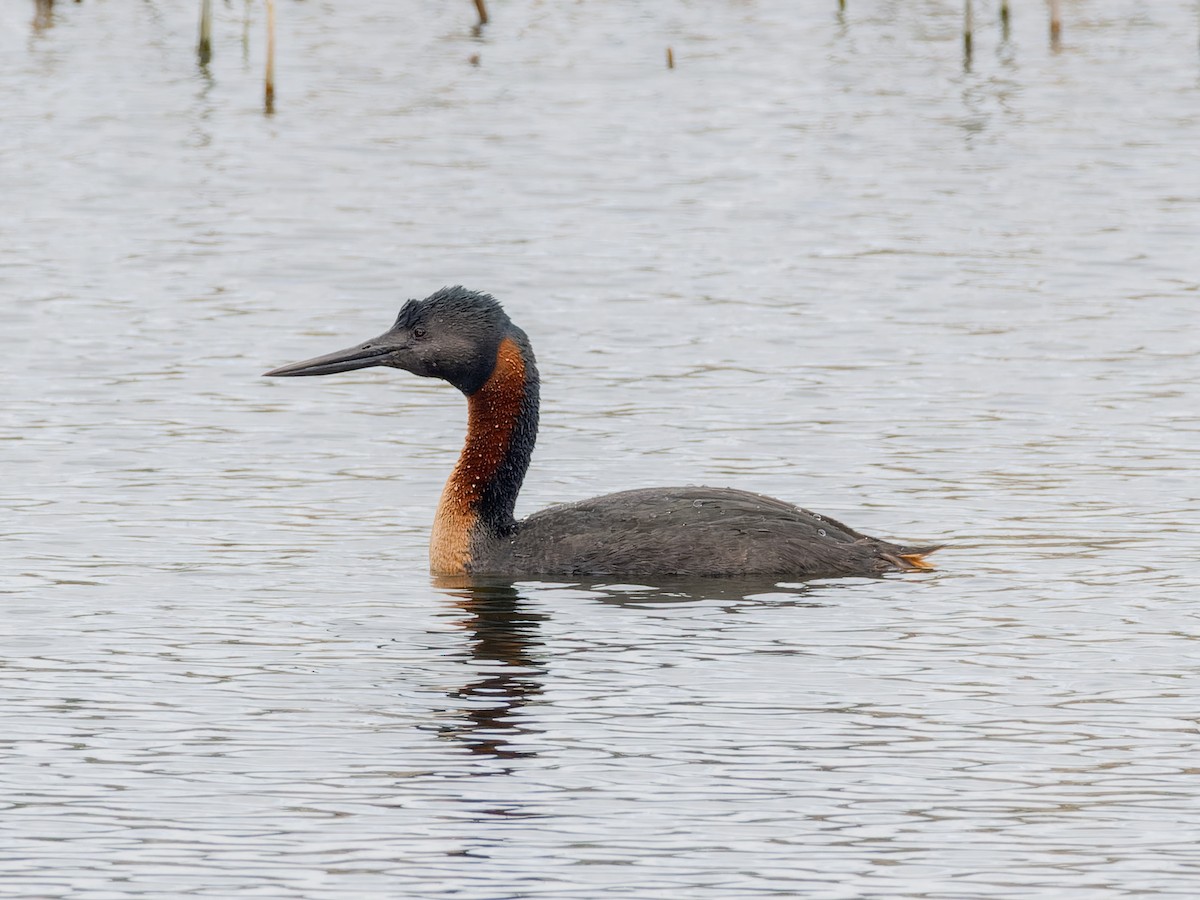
[
  {"x1": 198, "y1": 0, "x2": 213, "y2": 65},
  {"x1": 964, "y1": 0, "x2": 974, "y2": 66},
  {"x1": 33, "y1": 0, "x2": 53, "y2": 30},
  {"x1": 265, "y1": 0, "x2": 276, "y2": 113}
]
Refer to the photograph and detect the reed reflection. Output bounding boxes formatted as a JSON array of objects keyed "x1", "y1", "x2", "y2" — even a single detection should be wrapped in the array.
[{"x1": 433, "y1": 577, "x2": 547, "y2": 760}]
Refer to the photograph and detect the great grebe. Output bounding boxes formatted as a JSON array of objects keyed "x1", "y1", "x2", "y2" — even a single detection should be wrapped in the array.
[{"x1": 265, "y1": 287, "x2": 939, "y2": 578}]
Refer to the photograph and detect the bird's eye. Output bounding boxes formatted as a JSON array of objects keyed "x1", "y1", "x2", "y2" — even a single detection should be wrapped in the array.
[{"x1": 413, "y1": 326, "x2": 427, "y2": 339}]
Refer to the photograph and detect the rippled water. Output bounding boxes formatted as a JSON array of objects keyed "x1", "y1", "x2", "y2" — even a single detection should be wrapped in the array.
[{"x1": 4, "y1": 1, "x2": 1200, "y2": 897}]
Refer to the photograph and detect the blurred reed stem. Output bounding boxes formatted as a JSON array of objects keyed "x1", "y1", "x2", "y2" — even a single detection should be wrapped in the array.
[
  {"x1": 243, "y1": 0, "x2": 252, "y2": 62},
  {"x1": 963, "y1": 0, "x2": 974, "y2": 67},
  {"x1": 198, "y1": 0, "x2": 213, "y2": 66},
  {"x1": 34, "y1": 0, "x2": 53, "y2": 30},
  {"x1": 264, "y1": 0, "x2": 276, "y2": 114}
]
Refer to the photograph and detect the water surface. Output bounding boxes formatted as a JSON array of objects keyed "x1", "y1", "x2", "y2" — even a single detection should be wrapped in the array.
[{"x1": 3, "y1": 1, "x2": 1200, "y2": 897}]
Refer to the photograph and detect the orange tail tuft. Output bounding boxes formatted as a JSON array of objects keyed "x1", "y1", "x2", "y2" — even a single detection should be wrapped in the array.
[{"x1": 898, "y1": 552, "x2": 937, "y2": 571}]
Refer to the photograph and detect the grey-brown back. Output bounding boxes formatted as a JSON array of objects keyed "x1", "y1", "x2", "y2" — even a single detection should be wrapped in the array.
[{"x1": 472, "y1": 486, "x2": 936, "y2": 578}]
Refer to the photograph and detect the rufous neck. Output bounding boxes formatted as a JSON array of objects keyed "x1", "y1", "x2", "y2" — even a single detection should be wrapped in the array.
[{"x1": 430, "y1": 334, "x2": 539, "y2": 574}]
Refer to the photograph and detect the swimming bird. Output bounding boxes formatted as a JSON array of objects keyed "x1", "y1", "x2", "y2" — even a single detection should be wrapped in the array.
[{"x1": 265, "y1": 287, "x2": 939, "y2": 578}]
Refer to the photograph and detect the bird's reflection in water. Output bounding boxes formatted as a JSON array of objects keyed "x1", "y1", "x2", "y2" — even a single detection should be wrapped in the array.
[
  {"x1": 433, "y1": 576, "x2": 547, "y2": 760},
  {"x1": 429, "y1": 575, "x2": 828, "y2": 761}
]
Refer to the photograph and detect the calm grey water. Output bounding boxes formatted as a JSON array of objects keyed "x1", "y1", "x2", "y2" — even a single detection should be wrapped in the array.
[{"x1": 3, "y1": 1, "x2": 1200, "y2": 897}]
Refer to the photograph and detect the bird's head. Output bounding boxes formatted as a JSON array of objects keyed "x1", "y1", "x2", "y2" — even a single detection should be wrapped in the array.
[{"x1": 264, "y1": 286, "x2": 514, "y2": 395}]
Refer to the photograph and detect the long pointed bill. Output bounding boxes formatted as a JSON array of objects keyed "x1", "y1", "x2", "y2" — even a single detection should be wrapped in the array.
[{"x1": 264, "y1": 333, "x2": 397, "y2": 377}]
